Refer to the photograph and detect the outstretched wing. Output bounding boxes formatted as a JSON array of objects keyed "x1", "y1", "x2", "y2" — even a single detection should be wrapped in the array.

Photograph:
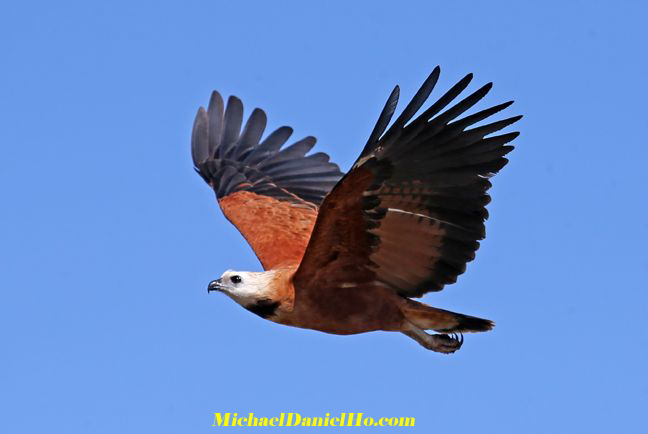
[
  {"x1": 294, "y1": 67, "x2": 521, "y2": 297},
  {"x1": 192, "y1": 92, "x2": 343, "y2": 270}
]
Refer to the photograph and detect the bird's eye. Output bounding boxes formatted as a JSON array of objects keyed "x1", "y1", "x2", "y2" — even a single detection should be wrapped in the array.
[{"x1": 230, "y1": 275, "x2": 242, "y2": 284}]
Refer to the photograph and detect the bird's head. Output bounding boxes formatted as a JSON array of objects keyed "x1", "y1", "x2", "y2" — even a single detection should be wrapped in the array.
[{"x1": 207, "y1": 269, "x2": 276, "y2": 306}]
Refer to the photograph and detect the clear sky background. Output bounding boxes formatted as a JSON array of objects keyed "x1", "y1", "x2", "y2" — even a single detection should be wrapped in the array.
[{"x1": 1, "y1": 1, "x2": 647, "y2": 433}]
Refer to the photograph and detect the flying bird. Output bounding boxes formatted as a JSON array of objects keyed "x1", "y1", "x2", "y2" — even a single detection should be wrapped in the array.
[{"x1": 192, "y1": 67, "x2": 520, "y2": 353}]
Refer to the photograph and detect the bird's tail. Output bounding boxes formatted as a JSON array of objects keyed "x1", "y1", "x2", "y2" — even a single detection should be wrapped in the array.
[{"x1": 400, "y1": 298, "x2": 494, "y2": 333}]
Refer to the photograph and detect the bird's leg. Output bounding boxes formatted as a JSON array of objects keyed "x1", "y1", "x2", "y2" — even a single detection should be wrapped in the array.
[{"x1": 401, "y1": 322, "x2": 463, "y2": 354}]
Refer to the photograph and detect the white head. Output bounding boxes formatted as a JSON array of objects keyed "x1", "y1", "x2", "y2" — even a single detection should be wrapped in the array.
[{"x1": 207, "y1": 269, "x2": 276, "y2": 307}]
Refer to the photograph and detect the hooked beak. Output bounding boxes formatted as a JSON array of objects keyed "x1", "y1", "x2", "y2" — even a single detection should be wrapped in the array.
[{"x1": 207, "y1": 278, "x2": 225, "y2": 293}]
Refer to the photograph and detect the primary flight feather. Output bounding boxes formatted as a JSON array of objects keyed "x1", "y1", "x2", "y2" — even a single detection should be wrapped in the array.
[{"x1": 192, "y1": 66, "x2": 520, "y2": 353}]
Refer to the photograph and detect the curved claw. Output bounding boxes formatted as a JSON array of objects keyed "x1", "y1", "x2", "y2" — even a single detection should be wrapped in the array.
[{"x1": 402, "y1": 327, "x2": 464, "y2": 354}]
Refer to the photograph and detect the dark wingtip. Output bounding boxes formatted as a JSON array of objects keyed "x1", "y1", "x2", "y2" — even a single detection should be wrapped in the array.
[
  {"x1": 191, "y1": 106, "x2": 209, "y2": 165},
  {"x1": 388, "y1": 85, "x2": 401, "y2": 107},
  {"x1": 391, "y1": 86, "x2": 401, "y2": 109},
  {"x1": 208, "y1": 91, "x2": 223, "y2": 109},
  {"x1": 192, "y1": 92, "x2": 343, "y2": 206},
  {"x1": 495, "y1": 101, "x2": 515, "y2": 112},
  {"x1": 227, "y1": 95, "x2": 242, "y2": 106},
  {"x1": 359, "y1": 85, "x2": 401, "y2": 156}
]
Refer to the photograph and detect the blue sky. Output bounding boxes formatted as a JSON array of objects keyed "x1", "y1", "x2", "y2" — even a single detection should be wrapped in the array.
[{"x1": 1, "y1": 1, "x2": 647, "y2": 433}]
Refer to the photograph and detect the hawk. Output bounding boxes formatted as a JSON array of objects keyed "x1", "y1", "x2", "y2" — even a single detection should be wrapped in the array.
[{"x1": 192, "y1": 67, "x2": 520, "y2": 353}]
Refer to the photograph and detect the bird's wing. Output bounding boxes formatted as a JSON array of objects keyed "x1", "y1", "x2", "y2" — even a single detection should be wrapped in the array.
[
  {"x1": 294, "y1": 67, "x2": 521, "y2": 297},
  {"x1": 192, "y1": 92, "x2": 343, "y2": 270}
]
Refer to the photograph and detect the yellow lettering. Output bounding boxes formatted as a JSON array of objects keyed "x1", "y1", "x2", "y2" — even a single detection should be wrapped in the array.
[
  {"x1": 213, "y1": 411, "x2": 412, "y2": 427},
  {"x1": 212, "y1": 413, "x2": 230, "y2": 427},
  {"x1": 287, "y1": 413, "x2": 301, "y2": 426}
]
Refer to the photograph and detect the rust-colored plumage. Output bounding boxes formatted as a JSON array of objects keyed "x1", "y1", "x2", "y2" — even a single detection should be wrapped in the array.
[
  {"x1": 219, "y1": 191, "x2": 317, "y2": 269},
  {"x1": 192, "y1": 66, "x2": 521, "y2": 353}
]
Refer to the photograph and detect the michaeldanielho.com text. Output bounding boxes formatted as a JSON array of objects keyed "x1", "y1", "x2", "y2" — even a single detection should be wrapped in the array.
[{"x1": 213, "y1": 413, "x2": 414, "y2": 427}]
